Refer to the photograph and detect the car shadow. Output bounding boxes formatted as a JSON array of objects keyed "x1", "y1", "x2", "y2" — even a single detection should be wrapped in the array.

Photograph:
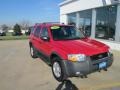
[
  {"x1": 37, "y1": 52, "x2": 51, "y2": 66},
  {"x1": 56, "y1": 80, "x2": 79, "y2": 90}
]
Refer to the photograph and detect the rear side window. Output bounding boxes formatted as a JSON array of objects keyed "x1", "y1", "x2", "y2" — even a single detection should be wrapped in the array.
[
  {"x1": 34, "y1": 26, "x2": 41, "y2": 37},
  {"x1": 40, "y1": 27, "x2": 49, "y2": 37}
]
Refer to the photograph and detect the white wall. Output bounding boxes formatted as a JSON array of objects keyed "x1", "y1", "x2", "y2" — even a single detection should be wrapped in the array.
[
  {"x1": 60, "y1": 0, "x2": 112, "y2": 15},
  {"x1": 8, "y1": 30, "x2": 14, "y2": 33},
  {"x1": 8, "y1": 30, "x2": 27, "y2": 34},
  {"x1": 60, "y1": 14, "x2": 68, "y2": 24}
]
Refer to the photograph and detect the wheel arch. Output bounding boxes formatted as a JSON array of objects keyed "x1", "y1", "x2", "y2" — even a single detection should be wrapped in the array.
[
  {"x1": 50, "y1": 52, "x2": 63, "y2": 64},
  {"x1": 50, "y1": 52, "x2": 68, "y2": 82}
]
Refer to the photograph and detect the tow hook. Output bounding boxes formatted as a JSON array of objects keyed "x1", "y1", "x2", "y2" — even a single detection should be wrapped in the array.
[{"x1": 104, "y1": 68, "x2": 108, "y2": 71}]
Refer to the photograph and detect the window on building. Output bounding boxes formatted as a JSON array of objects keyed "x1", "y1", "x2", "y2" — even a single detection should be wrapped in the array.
[
  {"x1": 68, "y1": 13, "x2": 76, "y2": 26},
  {"x1": 79, "y1": 10, "x2": 92, "y2": 37},
  {"x1": 95, "y1": 5, "x2": 117, "y2": 41}
]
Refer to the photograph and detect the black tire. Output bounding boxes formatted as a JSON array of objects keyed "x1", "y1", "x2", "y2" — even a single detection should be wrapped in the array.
[
  {"x1": 30, "y1": 45, "x2": 38, "y2": 58},
  {"x1": 52, "y1": 57, "x2": 67, "y2": 82}
]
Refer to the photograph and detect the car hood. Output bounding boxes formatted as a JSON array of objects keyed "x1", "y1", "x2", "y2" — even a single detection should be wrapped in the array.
[{"x1": 53, "y1": 38, "x2": 109, "y2": 56}]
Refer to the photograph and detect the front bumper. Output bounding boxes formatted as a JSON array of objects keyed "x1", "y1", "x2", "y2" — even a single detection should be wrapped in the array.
[{"x1": 62, "y1": 54, "x2": 113, "y2": 77}]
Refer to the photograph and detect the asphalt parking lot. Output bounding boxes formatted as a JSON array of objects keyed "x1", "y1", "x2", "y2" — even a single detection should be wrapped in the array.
[{"x1": 0, "y1": 40, "x2": 120, "y2": 90}]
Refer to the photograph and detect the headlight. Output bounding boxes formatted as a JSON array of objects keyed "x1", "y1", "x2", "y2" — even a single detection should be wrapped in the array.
[
  {"x1": 108, "y1": 48, "x2": 112, "y2": 56},
  {"x1": 68, "y1": 54, "x2": 86, "y2": 62}
]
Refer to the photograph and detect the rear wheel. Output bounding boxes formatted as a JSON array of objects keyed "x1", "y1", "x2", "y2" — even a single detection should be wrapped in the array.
[
  {"x1": 52, "y1": 57, "x2": 67, "y2": 82},
  {"x1": 30, "y1": 45, "x2": 38, "y2": 58}
]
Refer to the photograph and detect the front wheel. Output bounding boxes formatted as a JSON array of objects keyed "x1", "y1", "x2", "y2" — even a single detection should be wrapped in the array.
[{"x1": 52, "y1": 57, "x2": 67, "y2": 82}]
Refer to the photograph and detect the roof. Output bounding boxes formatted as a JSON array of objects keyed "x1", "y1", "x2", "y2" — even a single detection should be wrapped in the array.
[{"x1": 34, "y1": 22, "x2": 73, "y2": 27}]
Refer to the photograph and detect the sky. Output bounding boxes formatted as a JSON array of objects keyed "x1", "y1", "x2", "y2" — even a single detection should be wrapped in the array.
[{"x1": 0, "y1": 0, "x2": 62, "y2": 25}]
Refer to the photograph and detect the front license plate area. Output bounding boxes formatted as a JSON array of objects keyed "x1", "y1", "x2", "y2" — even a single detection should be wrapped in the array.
[{"x1": 99, "y1": 62, "x2": 107, "y2": 69}]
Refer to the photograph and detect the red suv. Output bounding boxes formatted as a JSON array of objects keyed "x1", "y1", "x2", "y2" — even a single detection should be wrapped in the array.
[{"x1": 29, "y1": 23, "x2": 113, "y2": 82}]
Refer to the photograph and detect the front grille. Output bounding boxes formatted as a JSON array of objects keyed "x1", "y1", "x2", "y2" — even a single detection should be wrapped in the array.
[{"x1": 90, "y1": 52, "x2": 108, "y2": 61}]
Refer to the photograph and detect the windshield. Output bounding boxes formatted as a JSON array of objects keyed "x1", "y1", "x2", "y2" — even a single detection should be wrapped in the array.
[{"x1": 51, "y1": 26, "x2": 85, "y2": 40}]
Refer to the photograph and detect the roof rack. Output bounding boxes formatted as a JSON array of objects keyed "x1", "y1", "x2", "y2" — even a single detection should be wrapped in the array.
[{"x1": 35, "y1": 22, "x2": 60, "y2": 25}]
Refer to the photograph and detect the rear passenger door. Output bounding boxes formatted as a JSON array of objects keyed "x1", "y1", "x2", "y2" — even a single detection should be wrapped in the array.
[{"x1": 32, "y1": 26, "x2": 41, "y2": 50}]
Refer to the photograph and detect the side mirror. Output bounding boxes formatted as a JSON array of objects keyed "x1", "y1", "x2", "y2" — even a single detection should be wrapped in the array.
[{"x1": 41, "y1": 36, "x2": 50, "y2": 41}]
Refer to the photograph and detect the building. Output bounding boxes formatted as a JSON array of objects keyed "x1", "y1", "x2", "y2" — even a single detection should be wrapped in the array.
[{"x1": 59, "y1": 0, "x2": 120, "y2": 43}]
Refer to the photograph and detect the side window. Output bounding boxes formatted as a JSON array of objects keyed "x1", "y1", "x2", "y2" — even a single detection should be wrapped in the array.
[
  {"x1": 40, "y1": 27, "x2": 49, "y2": 37},
  {"x1": 34, "y1": 26, "x2": 41, "y2": 37},
  {"x1": 29, "y1": 27, "x2": 34, "y2": 35},
  {"x1": 30, "y1": 27, "x2": 34, "y2": 34}
]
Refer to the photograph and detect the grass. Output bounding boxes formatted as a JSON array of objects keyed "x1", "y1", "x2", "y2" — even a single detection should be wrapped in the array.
[{"x1": 0, "y1": 33, "x2": 29, "y2": 40}]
